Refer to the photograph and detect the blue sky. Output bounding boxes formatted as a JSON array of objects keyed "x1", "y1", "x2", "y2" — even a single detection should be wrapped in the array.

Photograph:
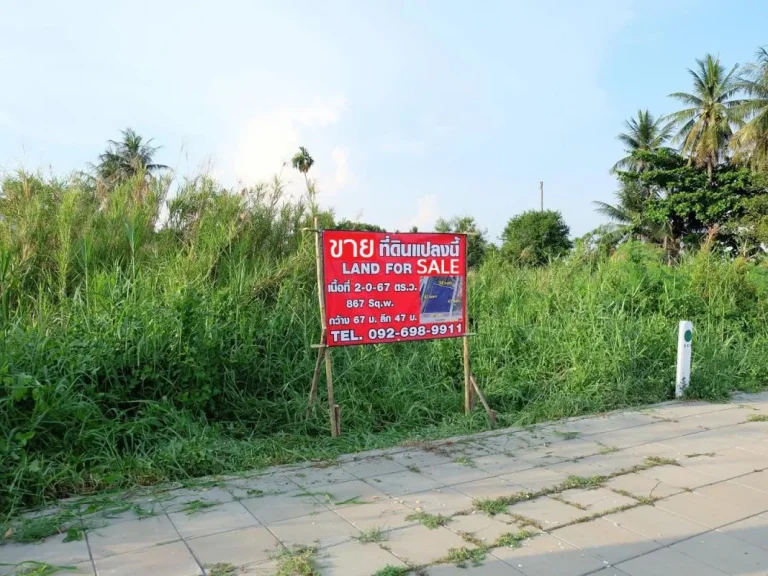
[{"x1": 1, "y1": 0, "x2": 766, "y2": 240}]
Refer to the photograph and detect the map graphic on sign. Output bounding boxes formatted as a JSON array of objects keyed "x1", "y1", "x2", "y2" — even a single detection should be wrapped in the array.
[
  {"x1": 419, "y1": 276, "x2": 463, "y2": 323},
  {"x1": 321, "y1": 231, "x2": 467, "y2": 346}
]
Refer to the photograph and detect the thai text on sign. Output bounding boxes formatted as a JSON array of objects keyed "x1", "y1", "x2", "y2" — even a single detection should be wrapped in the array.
[{"x1": 322, "y1": 231, "x2": 467, "y2": 346}]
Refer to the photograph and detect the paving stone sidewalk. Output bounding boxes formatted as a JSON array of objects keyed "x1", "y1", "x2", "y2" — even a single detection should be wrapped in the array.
[{"x1": 5, "y1": 392, "x2": 768, "y2": 575}]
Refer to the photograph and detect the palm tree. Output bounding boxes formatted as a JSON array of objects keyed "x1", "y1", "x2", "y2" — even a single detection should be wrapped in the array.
[
  {"x1": 96, "y1": 128, "x2": 168, "y2": 183},
  {"x1": 593, "y1": 181, "x2": 656, "y2": 243},
  {"x1": 612, "y1": 110, "x2": 673, "y2": 172},
  {"x1": 667, "y1": 54, "x2": 742, "y2": 180},
  {"x1": 291, "y1": 147, "x2": 314, "y2": 189},
  {"x1": 733, "y1": 47, "x2": 768, "y2": 171}
]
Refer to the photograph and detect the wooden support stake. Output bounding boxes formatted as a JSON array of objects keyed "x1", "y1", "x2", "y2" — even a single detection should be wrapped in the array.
[
  {"x1": 463, "y1": 335, "x2": 471, "y2": 412},
  {"x1": 310, "y1": 216, "x2": 340, "y2": 437},
  {"x1": 470, "y1": 374, "x2": 496, "y2": 426}
]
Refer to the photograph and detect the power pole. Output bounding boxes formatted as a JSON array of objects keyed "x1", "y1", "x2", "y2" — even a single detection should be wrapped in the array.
[{"x1": 540, "y1": 181, "x2": 544, "y2": 211}]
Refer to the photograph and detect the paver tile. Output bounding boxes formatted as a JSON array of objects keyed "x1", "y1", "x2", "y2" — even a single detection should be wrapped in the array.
[
  {"x1": 687, "y1": 407, "x2": 757, "y2": 429},
  {"x1": 162, "y1": 487, "x2": 235, "y2": 513},
  {"x1": 589, "y1": 569, "x2": 630, "y2": 576},
  {"x1": 289, "y1": 465, "x2": 357, "y2": 489},
  {"x1": 514, "y1": 449, "x2": 568, "y2": 468},
  {"x1": 731, "y1": 470, "x2": 768, "y2": 493},
  {"x1": 615, "y1": 546, "x2": 728, "y2": 575},
  {"x1": 547, "y1": 459, "x2": 612, "y2": 478},
  {"x1": 88, "y1": 514, "x2": 179, "y2": 559},
  {"x1": 366, "y1": 469, "x2": 445, "y2": 495},
  {"x1": 239, "y1": 490, "x2": 327, "y2": 524},
  {"x1": 656, "y1": 490, "x2": 755, "y2": 529},
  {"x1": 315, "y1": 539, "x2": 406, "y2": 575},
  {"x1": 474, "y1": 433, "x2": 529, "y2": 454},
  {"x1": 169, "y1": 500, "x2": 259, "y2": 540},
  {"x1": 186, "y1": 525, "x2": 279, "y2": 567},
  {"x1": 448, "y1": 512, "x2": 524, "y2": 546},
  {"x1": 224, "y1": 473, "x2": 297, "y2": 499},
  {"x1": 506, "y1": 496, "x2": 587, "y2": 529},
  {"x1": 603, "y1": 505, "x2": 707, "y2": 546},
  {"x1": 448, "y1": 440, "x2": 497, "y2": 458},
  {"x1": 634, "y1": 464, "x2": 712, "y2": 491},
  {"x1": 453, "y1": 476, "x2": 523, "y2": 500},
  {"x1": 737, "y1": 439, "x2": 768, "y2": 457},
  {"x1": 340, "y1": 456, "x2": 409, "y2": 478},
  {"x1": 717, "y1": 513, "x2": 768, "y2": 552},
  {"x1": 421, "y1": 461, "x2": 492, "y2": 485},
  {"x1": 93, "y1": 540, "x2": 201, "y2": 576},
  {"x1": 587, "y1": 421, "x2": 702, "y2": 450},
  {"x1": 695, "y1": 480, "x2": 768, "y2": 513},
  {"x1": 658, "y1": 429, "x2": 744, "y2": 454},
  {"x1": 557, "y1": 487, "x2": 636, "y2": 514},
  {"x1": 552, "y1": 518, "x2": 659, "y2": 564},
  {"x1": 539, "y1": 439, "x2": 604, "y2": 460},
  {"x1": 333, "y1": 499, "x2": 414, "y2": 532},
  {"x1": 499, "y1": 467, "x2": 569, "y2": 493},
  {"x1": 472, "y1": 453, "x2": 534, "y2": 476},
  {"x1": 400, "y1": 486, "x2": 474, "y2": 516},
  {"x1": 267, "y1": 509, "x2": 360, "y2": 549},
  {"x1": 491, "y1": 532, "x2": 605, "y2": 576},
  {"x1": 391, "y1": 448, "x2": 454, "y2": 468},
  {"x1": 385, "y1": 524, "x2": 473, "y2": 565},
  {"x1": 573, "y1": 451, "x2": 645, "y2": 476},
  {"x1": 646, "y1": 402, "x2": 733, "y2": 420},
  {"x1": 0, "y1": 537, "x2": 91, "y2": 572},
  {"x1": 602, "y1": 473, "x2": 681, "y2": 500},
  {"x1": 428, "y1": 561, "x2": 525, "y2": 575},
  {"x1": 683, "y1": 448, "x2": 768, "y2": 481},
  {"x1": 670, "y1": 530, "x2": 768, "y2": 574},
  {"x1": 309, "y1": 479, "x2": 389, "y2": 508}
]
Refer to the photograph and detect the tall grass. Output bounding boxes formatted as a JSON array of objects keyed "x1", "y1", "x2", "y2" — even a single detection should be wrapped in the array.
[{"x1": 1, "y1": 172, "x2": 767, "y2": 517}]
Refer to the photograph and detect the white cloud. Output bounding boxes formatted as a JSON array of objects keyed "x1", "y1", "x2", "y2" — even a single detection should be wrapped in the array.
[
  {"x1": 331, "y1": 146, "x2": 352, "y2": 188},
  {"x1": 407, "y1": 194, "x2": 439, "y2": 231},
  {"x1": 234, "y1": 98, "x2": 345, "y2": 187}
]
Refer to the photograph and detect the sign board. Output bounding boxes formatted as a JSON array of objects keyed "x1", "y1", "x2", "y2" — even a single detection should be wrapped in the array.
[{"x1": 322, "y1": 231, "x2": 467, "y2": 346}]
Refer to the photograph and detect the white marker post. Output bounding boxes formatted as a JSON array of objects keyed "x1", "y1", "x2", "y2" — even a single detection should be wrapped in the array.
[{"x1": 675, "y1": 321, "x2": 693, "y2": 398}]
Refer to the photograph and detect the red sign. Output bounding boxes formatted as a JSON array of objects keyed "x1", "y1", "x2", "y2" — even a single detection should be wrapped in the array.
[{"x1": 322, "y1": 231, "x2": 467, "y2": 346}]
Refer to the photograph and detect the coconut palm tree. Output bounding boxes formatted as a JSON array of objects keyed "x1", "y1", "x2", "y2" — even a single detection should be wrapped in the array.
[
  {"x1": 593, "y1": 181, "x2": 657, "y2": 243},
  {"x1": 667, "y1": 54, "x2": 742, "y2": 180},
  {"x1": 96, "y1": 128, "x2": 168, "y2": 183},
  {"x1": 291, "y1": 147, "x2": 314, "y2": 188},
  {"x1": 612, "y1": 110, "x2": 674, "y2": 173},
  {"x1": 733, "y1": 47, "x2": 768, "y2": 171}
]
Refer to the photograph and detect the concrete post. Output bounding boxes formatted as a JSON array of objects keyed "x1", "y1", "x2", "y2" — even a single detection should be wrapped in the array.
[{"x1": 675, "y1": 321, "x2": 693, "y2": 398}]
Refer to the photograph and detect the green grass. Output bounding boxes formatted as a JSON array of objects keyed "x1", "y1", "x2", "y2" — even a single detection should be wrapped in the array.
[
  {"x1": 1, "y1": 563, "x2": 77, "y2": 576},
  {"x1": 206, "y1": 564, "x2": 238, "y2": 576},
  {"x1": 372, "y1": 567, "x2": 411, "y2": 576},
  {"x1": 405, "y1": 512, "x2": 450, "y2": 529},
  {"x1": 355, "y1": 526, "x2": 387, "y2": 543},
  {"x1": 441, "y1": 546, "x2": 486, "y2": 568},
  {"x1": 3, "y1": 171, "x2": 768, "y2": 520},
  {"x1": 180, "y1": 500, "x2": 218, "y2": 515},
  {"x1": 748, "y1": 414, "x2": 768, "y2": 422},
  {"x1": 275, "y1": 547, "x2": 318, "y2": 576},
  {"x1": 493, "y1": 529, "x2": 536, "y2": 548}
]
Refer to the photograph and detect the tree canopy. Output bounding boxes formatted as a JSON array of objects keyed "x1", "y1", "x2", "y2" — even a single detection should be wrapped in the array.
[{"x1": 501, "y1": 210, "x2": 571, "y2": 266}]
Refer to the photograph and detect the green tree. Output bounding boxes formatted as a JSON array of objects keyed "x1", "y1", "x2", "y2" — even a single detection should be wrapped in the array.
[
  {"x1": 667, "y1": 54, "x2": 742, "y2": 180},
  {"x1": 501, "y1": 210, "x2": 572, "y2": 266},
  {"x1": 96, "y1": 128, "x2": 168, "y2": 183},
  {"x1": 434, "y1": 215, "x2": 489, "y2": 268},
  {"x1": 733, "y1": 47, "x2": 768, "y2": 172},
  {"x1": 333, "y1": 219, "x2": 385, "y2": 233},
  {"x1": 612, "y1": 110, "x2": 674, "y2": 173},
  {"x1": 593, "y1": 180, "x2": 668, "y2": 247},
  {"x1": 291, "y1": 147, "x2": 314, "y2": 187}
]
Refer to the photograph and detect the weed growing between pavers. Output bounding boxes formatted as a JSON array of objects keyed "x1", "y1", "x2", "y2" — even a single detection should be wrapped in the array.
[
  {"x1": 372, "y1": 567, "x2": 411, "y2": 576},
  {"x1": 1, "y1": 562, "x2": 77, "y2": 576},
  {"x1": 181, "y1": 500, "x2": 219, "y2": 515},
  {"x1": 356, "y1": 526, "x2": 388, "y2": 543},
  {"x1": 493, "y1": 529, "x2": 536, "y2": 548},
  {"x1": 441, "y1": 546, "x2": 486, "y2": 568},
  {"x1": 275, "y1": 546, "x2": 319, "y2": 576},
  {"x1": 550, "y1": 495, "x2": 588, "y2": 510},
  {"x1": 598, "y1": 444, "x2": 619, "y2": 455},
  {"x1": 405, "y1": 512, "x2": 450, "y2": 529},
  {"x1": 747, "y1": 414, "x2": 768, "y2": 422},
  {"x1": 206, "y1": 563, "x2": 238, "y2": 576},
  {"x1": 295, "y1": 491, "x2": 364, "y2": 506},
  {"x1": 553, "y1": 430, "x2": 580, "y2": 440},
  {"x1": 453, "y1": 456, "x2": 476, "y2": 468},
  {"x1": 685, "y1": 452, "x2": 716, "y2": 458}
]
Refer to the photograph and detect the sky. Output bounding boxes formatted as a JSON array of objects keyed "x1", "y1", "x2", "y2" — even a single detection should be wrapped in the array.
[{"x1": 1, "y1": 0, "x2": 767, "y2": 241}]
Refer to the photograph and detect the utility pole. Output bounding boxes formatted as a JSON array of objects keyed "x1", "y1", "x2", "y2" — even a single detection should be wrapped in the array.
[{"x1": 540, "y1": 181, "x2": 544, "y2": 211}]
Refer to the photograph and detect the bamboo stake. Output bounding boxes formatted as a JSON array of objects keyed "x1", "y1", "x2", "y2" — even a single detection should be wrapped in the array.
[
  {"x1": 470, "y1": 374, "x2": 496, "y2": 426},
  {"x1": 309, "y1": 216, "x2": 339, "y2": 436},
  {"x1": 463, "y1": 335, "x2": 472, "y2": 413}
]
